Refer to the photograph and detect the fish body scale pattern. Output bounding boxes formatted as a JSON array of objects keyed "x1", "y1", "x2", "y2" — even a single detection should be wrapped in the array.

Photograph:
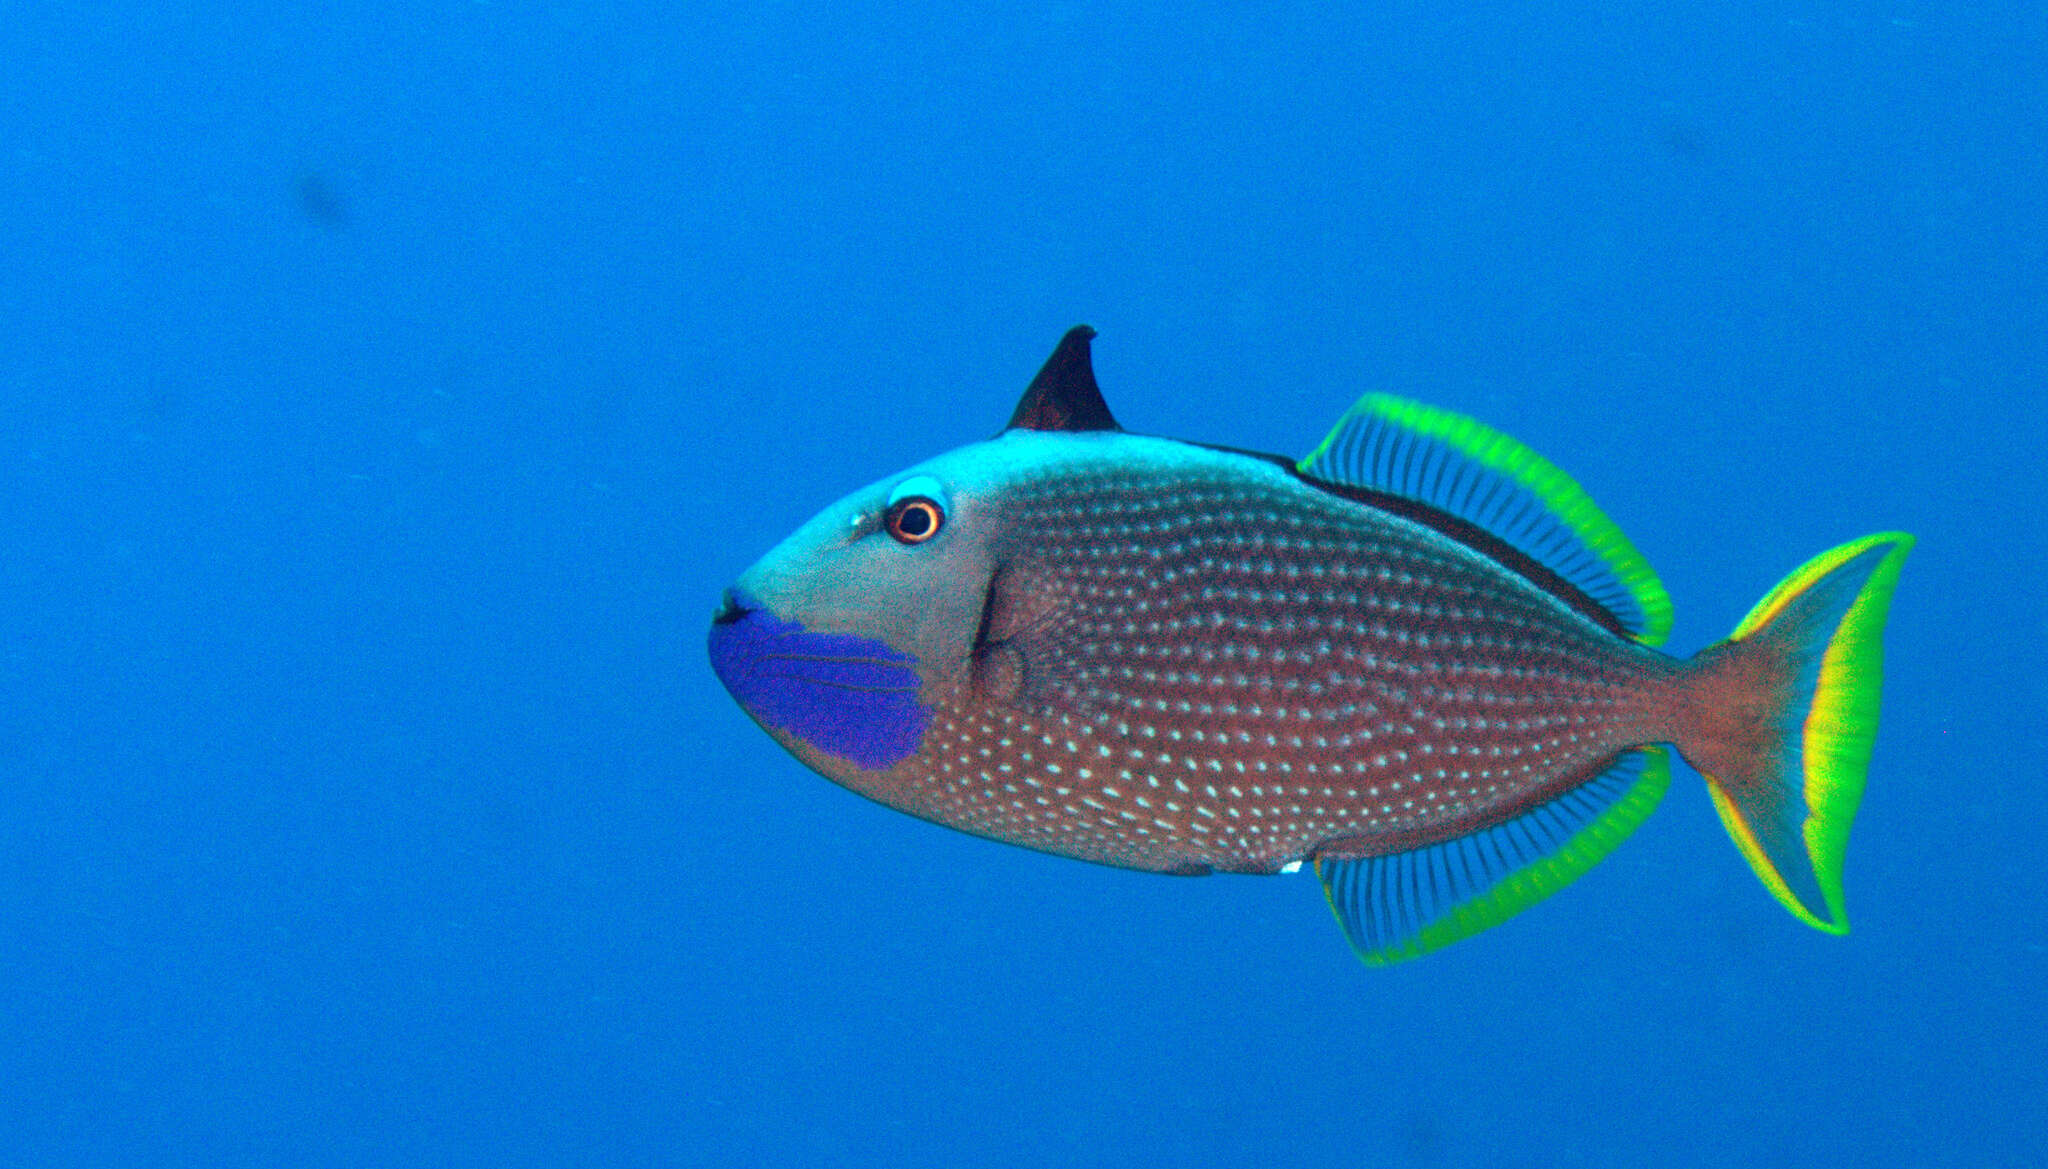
[{"x1": 912, "y1": 462, "x2": 1680, "y2": 873}]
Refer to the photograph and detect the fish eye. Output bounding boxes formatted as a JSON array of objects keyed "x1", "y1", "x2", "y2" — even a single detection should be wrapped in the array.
[
  {"x1": 882, "y1": 475, "x2": 949, "y2": 545},
  {"x1": 884, "y1": 496, "x2": 945, "y2": 544}
]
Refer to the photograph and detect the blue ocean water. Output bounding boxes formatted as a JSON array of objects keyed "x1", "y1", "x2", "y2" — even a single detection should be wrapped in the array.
[{"x1": 4, "y1": 2, "x2": 2042, "y2": 1165}]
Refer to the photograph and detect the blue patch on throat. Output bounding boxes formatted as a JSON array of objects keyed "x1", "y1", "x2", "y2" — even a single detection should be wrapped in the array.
[{"x1": 707, "y1": 591, "x2": 928, "y2": 770}]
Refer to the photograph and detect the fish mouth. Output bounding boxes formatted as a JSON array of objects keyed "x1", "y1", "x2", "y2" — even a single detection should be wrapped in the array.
[
  {"x1": 711, "y1": 587, "x2": 755, "y2": 626},
  {"x1": 706, "y1": 587, "x2": 929, "y2": 770}
]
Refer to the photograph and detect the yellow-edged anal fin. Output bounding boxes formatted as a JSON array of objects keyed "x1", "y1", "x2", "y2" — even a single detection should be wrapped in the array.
[{"x1": 1317, "y1": 749, "x2": 1673, "y2": 965}]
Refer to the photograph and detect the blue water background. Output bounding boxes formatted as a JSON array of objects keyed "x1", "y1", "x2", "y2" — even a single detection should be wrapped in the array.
[{"x1": 4, "y1": 3, "x2": 2042, "y2": 1165}]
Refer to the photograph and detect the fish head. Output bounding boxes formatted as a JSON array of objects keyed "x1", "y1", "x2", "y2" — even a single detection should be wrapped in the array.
[
  {"x1": 708, "y1": 433, "x2": 1053, "y2": 795},
  {"x1": 709, "y1": 325, "x2": 1120, "y2": 814}
]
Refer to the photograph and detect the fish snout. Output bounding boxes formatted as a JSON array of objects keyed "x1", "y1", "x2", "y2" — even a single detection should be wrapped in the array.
[{"x1": 712, "y1": 586, "x2": 759, "y2": 627}]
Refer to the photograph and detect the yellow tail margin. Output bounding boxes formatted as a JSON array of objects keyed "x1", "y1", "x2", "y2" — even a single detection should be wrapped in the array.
[{"x1": 1692, "y1": 533, "x2": 1913, "y2": 933}]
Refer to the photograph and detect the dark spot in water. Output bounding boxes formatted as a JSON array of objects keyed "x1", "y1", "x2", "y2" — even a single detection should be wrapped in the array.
[
  {"x1": 295, "y1": 172, "x2": 351, "y2": 227},
  {"x1": 1657, "y1": 119, "x2": 1711, "y2": 160},
  {"x1": 1400, "y1": 1109, "x2": 1445, "y2": 1166}
]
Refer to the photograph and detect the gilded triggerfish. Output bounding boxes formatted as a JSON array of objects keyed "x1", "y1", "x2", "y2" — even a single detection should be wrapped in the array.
[{"x1": 708, "y1": 327, "x2": 1912, "y2": 964}]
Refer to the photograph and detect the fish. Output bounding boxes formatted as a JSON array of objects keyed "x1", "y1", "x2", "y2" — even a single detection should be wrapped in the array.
[{"x1": 707, "y1": 327, "x2": 1912, "y2": 964}]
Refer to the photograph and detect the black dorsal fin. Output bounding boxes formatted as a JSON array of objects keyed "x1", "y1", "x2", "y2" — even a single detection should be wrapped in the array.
[{"x1": 1004, "y1": 325, "x2": 1121, "y2": 433}]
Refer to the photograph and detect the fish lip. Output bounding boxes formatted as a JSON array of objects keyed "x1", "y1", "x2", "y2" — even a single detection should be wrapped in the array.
[{"x1": 712, "y1": 587, "x2": 758, "y2": 626}]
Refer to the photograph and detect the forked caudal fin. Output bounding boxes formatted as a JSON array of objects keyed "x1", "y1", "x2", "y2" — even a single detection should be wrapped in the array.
[{"x1": 1681, "y1": 532, "x2": 1914, "y2": 934}]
